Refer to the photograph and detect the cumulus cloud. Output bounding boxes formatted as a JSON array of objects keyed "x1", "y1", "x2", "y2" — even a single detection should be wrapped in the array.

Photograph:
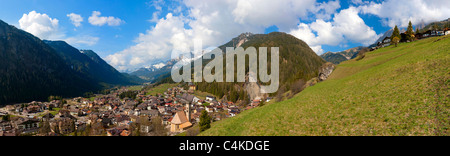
[
  {"x1": 19, "y1": 11, "x2": 63, "y2": 40},
  {"x1": 358, "y1": 0, "x2": 450, "y2": 27},
  {"x1": 290, "y1": 7, "x2": 380, "y2": 54},
  {"x1": 106, "y1": 13, "x2": 189, "y2": 71},
  {"x1": 312, "y1": 0, "x2": 341, "y2": 20},
  {"x1": 67, "y1": 13, "x2": 83, "y2": 27},
  {"x1": 350, "y1": 0, "x2": 368, "y2": 5},
  {"x1": 18, "y1": 11, "x2": 99, "y2": 47},
  {"x1": 88, "y1": 11, "x2": 124, "y2": 26},
  {"x1": 231, "y1": 0, "x2": 316, "y2": 31},
  {"x1": 109, "y1": 0, "x2": 346, "y2": 70}
]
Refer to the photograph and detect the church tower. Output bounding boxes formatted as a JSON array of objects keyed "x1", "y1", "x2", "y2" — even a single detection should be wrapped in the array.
[{"x1": 185, "y1": 103, "x2": 191, "y2": 122}]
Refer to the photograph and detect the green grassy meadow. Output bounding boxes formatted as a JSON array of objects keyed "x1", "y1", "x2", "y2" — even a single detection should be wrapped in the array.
[{"x1": 145, "y1": 83, "x2": 179, "y2": 96}]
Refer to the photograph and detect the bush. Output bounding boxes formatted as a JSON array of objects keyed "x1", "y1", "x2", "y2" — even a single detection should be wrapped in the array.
[
  {"x1": 392, "y1": 37, "x2": 400, "y2": 47},
  {"x1": 290, "y1": 79, "x2": 306, "y2": 95},
  {"x1": 355, "y1": 47, "x2": 369, "y2": 61},
  {"x1": 199, "y1": 110, "x2": 211, "y2": 132},
  {"x1": 186, "y1": 127, "x2": 200, "y2": 136}
]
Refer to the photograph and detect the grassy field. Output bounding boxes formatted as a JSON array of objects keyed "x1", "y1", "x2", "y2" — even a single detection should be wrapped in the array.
[
  {"x1": 193, "y1": 90, "x2": 216, "y2": 100},
  {"x1": 127, "y1": 85, "x2": 144, "y2": 91},
  {"x1": 200, "y1": 36, "x2": 449, "y2": 136},
  {"x1": 145, "y1": 83, "x2": 179, "y2": 96}
]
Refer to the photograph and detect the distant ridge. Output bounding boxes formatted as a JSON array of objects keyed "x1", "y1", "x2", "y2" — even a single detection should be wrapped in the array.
[
  {"x1": 0, "y1": 20, "x2": 98, "y2": 105},
  {"x1": 44, "y1": 40, "x2": 137, "y2": 86},
  {"x1": 320, "y1": 46, "x2": 364, "y2": 64}
]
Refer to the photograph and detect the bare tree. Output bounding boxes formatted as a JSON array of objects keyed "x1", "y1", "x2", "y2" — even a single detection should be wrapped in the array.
[{"x1": 150, "y1": 116, "x2": 167, "y2": 136}]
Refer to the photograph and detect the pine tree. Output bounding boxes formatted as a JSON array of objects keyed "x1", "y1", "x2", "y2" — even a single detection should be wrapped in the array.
[
  {"x1": 391, "y1": 25, "x2": 401, "y2": 44},
  {"x1": 406, "y1": 21, "x2": 414, "y2": 41},
  {"x1": 199, "y1": 110, "x2": 211, "y2": 132}
]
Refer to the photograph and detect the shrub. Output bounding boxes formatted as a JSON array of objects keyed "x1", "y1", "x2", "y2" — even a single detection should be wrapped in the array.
[
  {"x1": 355, "y1": 47, "x2": 369, "y2": 61},
  {"x1": 186, "y1": 127, "x2": 200, "y2": 136},
  {"x1": 199, "y1": 110, "x2": 211, "y2": 132},
  {"x1": 392, "y1": 37, "x2": 400, "y2": 47},
  {"x1": 290, "y1": 79, "x2": 306, "y2": 95}
]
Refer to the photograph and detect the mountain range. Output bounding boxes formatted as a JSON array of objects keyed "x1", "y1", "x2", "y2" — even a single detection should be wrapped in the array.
[
  {"x1": 129, "y1": 60, "x2": 175, "y2": 83},
  {"x1": 0, "y1": 19, "x2": 139, "y2": 105},
  {"x1": 320, "y1": 46, "x2": 364, "y2": 65}
]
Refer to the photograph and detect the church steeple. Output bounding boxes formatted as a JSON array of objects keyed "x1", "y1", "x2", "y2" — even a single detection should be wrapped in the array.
[{"x1": 185, "y1": 103, "x2": 191, "y2": 122}]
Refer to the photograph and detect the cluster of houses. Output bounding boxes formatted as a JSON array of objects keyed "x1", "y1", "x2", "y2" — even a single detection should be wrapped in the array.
[
  {"x1": 375, "y1": 28, "x2": 450, "y2": 49},
  {"x1": 0, "y1": 101, "x2": 61, "y2": 136},
  {"x1": 1, "y1": 84, "x2": 264, "y2": 136}
]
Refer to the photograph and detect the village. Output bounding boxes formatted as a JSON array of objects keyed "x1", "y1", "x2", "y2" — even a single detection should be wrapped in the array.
[{"x1": 0, "y1": 83, "x2": 267, "y2": 136}]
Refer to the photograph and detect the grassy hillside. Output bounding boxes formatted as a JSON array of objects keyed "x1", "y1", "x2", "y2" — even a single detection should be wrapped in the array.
[{"x1": 200, "y1": 36, "x2": 449, "y2": 136}]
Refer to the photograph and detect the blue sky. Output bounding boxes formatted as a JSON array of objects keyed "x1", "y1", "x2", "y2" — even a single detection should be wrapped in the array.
[{"x1": 0, "y1": 0, "x2": 448, "y2": 71}]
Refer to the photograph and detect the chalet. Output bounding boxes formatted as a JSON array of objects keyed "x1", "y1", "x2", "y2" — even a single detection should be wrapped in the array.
[
  {"x1": 24, "y1": 105, "x2": 41, "y2": 114},
  {"x1": 170, "y1": 111, "x2": 192, "y2": 133},
  {"x1": 101, "y1": 118, "x2": 113, "y2": 128},
  {"x1": 69, "y1": 108, "x2": 80, "y2": 116},
  {"x1": 214, "y1": 106, "x2": 224, "y2": 112},
  {"x1": 380, "y1": 37, "x2": 391, "y2": 47},
  {"x1": 445, "y1": 28, "x2": 450, "y2": 35},
  {"x1": 180, "y1": 93, "x2": 195, "y2": 104},
  {"x1": 42, "y1": 113, "x2": 55, "y2": 121},
  {"x1": 228, "y1": 107, "x2": 240, "y2": 117},
  {"x1": 188, "y1": 82, "x2": 197, "y2": 91},
  {"x1": 14, "y1": 118, "x2": 40, "y2": 133},
  {"x1": 140, "y1": 110, "x2": 159, "y2": 117},
  {"x1": 50, "y1": 117, "x2": 75, "y2": 134},
  {"x1": 400, "y1": 33, "x2": 409, "y2": 42},
  {"x1": 205, "y1": 106, "x2": 214, "y2": 113},
  {"x1": 136, "y1": 103, "x2": 148, "y2": 110},
  {"x1": 107, "y1": 127, "x2": 130, "y2": 136},
  {"x1": 206, "y1": 96, "x2": 215, "y2": 102},
  {"x1": 251, "y1": 99, "x2": 261, "y2": 107},
  {"x1": 0, "y1": 121, "x2": 13, "y2": 132},
  {"x1": 157, "y1": 106, "x2": 166, "y2": 114},
  {"x1": 423, "y1": 31, "x2": 431, "y2": 38},
  {"x1": 113, "y1": 115, "x2": 131, "y2": 125}
]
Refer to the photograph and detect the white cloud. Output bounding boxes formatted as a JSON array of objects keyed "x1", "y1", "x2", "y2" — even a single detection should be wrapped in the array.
[
  {"x1": 358, "y1": 0, "x2": 450, "y2": 27},
  {"x1": 333, "y1": 7, "x2": 379, "y2": 45},
  {"x1": 350, "y1": 0, "x2": 368, "y2": 5},
  {"x1": 67, "y1": 13, "x2": 83, "y2": 27},
  {"x1": 289, "y1": 7, "x2": 380, "y2": 54},
  {"x1": 106, "y1": 13, "x2": 189, "y2": 71},
  {"x1": 106, "y1": 0, "x2": 383, "y2": 70},
  {"x1": 19, "y1": 11, "x2": 99, "y2": 47},
  {"x1": 109, "y1": 0, "x2": 340, "y2": 71},
  {"x1": 19, "y1": 11, "x2": 63, "y2": 40},
  {"x1": 88, "y1": 11, "x2": 124, "y2": 26},
  {"x1": 65, "y1": 35, "x2": 99, "y2": 46},
  {"x1": 231, "y1": 0, "x2": 316, "y2": 31},
  {"x1": 312, "y1": 0, "x2": 341, "y2": 20}
]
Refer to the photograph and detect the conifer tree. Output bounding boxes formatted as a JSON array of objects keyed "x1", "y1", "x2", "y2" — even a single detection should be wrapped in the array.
[
  {"x1": 199, "y1": 110, "x2": 211, "y2": 132},
  {"x1": 391, "y1": 25, "x2": 401, "y2": 44},
  {"x1": 406, "y1": 21, "x2": 414, "y2": 41}
]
